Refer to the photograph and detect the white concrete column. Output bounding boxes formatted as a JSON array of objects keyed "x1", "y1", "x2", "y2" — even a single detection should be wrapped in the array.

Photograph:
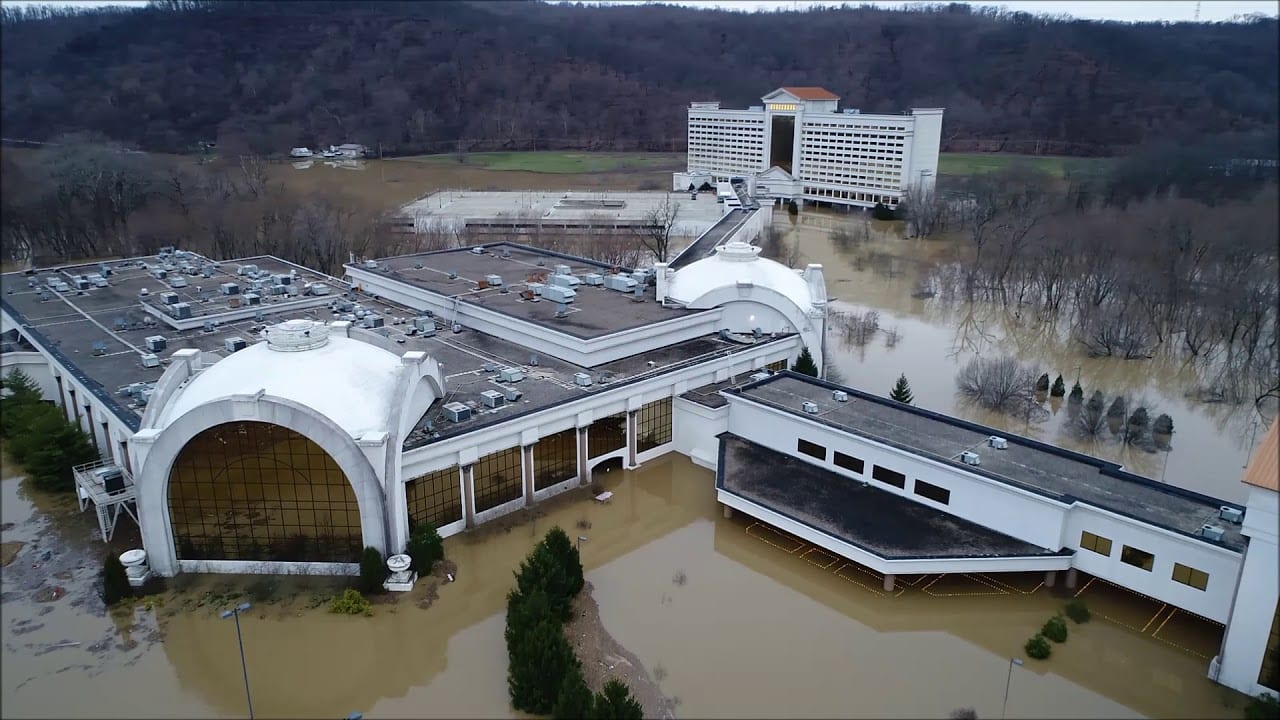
[
  {"x1": 461, "y1": 464, "x2": 476, "y2": 529},
  {"x1": 577, "y1": 427, "x2": 589, "y2": 486},
  {"x1": 723, "y1": 505, "x2": 733, "y2": 519},
  {"x1": 1044, "y1": 570, "x2": 1057, "y2": 589},
  {"x1": 626, "y1": 411, "x2": 638, "y2": 468},
  {"x1": 521, "y1": 445, "x2": 535, "y2": 507},
  {"x1": 1066, "y1": 568, "x2": 1079, "y2": 590},
  {"x1": 883, "y1": 574, "x2": 895, "y2": 592},
  {"x1": 1218, "y1": 487, "x2": 1279, "y2": 696}
]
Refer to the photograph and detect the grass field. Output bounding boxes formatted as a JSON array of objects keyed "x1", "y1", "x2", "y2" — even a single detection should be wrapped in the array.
[
  {"x1": 938, "y1": 152, "x2": 1110, "y2": 178},
  {"x1": 396, "y1": 151, "x2": 685, "y2": 174}
]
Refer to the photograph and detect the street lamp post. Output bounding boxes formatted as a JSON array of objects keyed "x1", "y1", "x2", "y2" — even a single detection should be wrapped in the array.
[
  {"x1": 577, "y1": 535, "x2": 588, "y2": 551},
  {"x1": 1001, "y1": 657, "x2": 1023, "y2": 719},
  {"x1": 221, "y1": 602, "x2": 254, "y2": 720}
]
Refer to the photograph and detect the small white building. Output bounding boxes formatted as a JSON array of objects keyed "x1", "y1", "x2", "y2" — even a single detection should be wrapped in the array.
[
  {"x1": 289, "y1": 147, "x2": 313, "y2": 158},
  {"x1": 334, "y1": 143, "x2": 367, "y2": 159}
]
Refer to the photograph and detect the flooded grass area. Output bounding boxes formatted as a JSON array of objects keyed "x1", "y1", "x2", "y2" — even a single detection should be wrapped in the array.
[
  {"x1": 396, "y1": 151, "x2": 686, "y2": 174},
  {"x1": 2, "y1": 452, "x2": 1251, "y2": 719}
]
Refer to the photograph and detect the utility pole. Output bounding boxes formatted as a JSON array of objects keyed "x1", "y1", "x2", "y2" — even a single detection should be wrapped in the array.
[{"x1": 1194, "y1": 1, "x2": 1201, "y2": 21}]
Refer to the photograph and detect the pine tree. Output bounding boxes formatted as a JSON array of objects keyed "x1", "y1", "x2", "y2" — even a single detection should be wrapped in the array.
[
  {"x1": 21, "y1": 406, "x2": 97, "y2": 492},
  {"x1": 100, "y1": 553, "x2": 131, "y2": 606},
  {"x1": 405, "y1": 521, "x2": 444, "y2": 574},
  {"x1": 1068, "y1": 381, "x2": 1084, "y2": 404},
  {"x1": 552, "y1": 664, "x2": 595, "y2": 720},
  {"x1": 509, "y1": 618, "x2": 580, "y2": 714},
  {"x1": 540, "y1": 526, "x2": 585, "y2": 600},
  {"x1": 1050, "y1": 374, "x2": 1066, "y2": 397},
  {"x1": 889, "y1": 374, "x2": 914, "y2": 404},
  {"x1": 791, "y1": 347, "x2": 818, "y2": 377},
  {"x1": 1035, "y1": 373, "x2": 1050, "y2": 392},
  {"x1": 592, "y1": 679, "x2": 643, "y2": 720}
]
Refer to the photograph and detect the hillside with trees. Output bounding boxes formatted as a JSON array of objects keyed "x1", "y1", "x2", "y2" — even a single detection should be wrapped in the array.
[{"x1": 1, "y1": 1, "x2": 1276, "y2": 158}]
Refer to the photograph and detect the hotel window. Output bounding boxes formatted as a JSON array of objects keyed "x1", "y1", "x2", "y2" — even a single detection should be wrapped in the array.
[
  {"x1": 797, "y1": 438, "x2": 826, "y2": 460},
  {"x1": 871, "y1": 465, "x2": 906, "y2": 488},
  {"x1": 406, "y1": 465, "x2": 462, "y2": 531},
  {"x1": 1120, "y1": 544, "x2": 1155, "y2": 571},
  {"x1": 913, "y1": 479, "x2": 951, "y2": 505},
  {"x1": 533, "y1": 428, "x2": 577, "y2": 491},
  {"x1": 1171, "y1": 563, "x2": 1210, "y2": 591},
  {"x1": 636, "y1": 398, "x2": 673, "y2": 453},
  {"x1": 834, "y1": 451, "x2": 864, "y2": 474},
  {"x1": 588, "y1": 412, "x2": 627, "y2": 458},
  {"x1": 473, "y1": 446, "x2": 523, "y2": 513},
  {"x1": 1079, "y1": 531, "x2": 1113, "y2": 556}
]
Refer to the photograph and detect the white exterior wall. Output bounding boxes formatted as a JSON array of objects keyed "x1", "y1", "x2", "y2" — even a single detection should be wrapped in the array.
[
  {"x1": 724, "y1": 394, "x2": 1244, "y2": 620},
  {"x1": 0, "y1": 351, "x2": 58, "y2": 402},
  {"x1": 687, "y1": 109, "x2": 766, "y2": 177},
  {"x1": 907, "y1": 108, "x2": 944, "y2": 194},
  {"x1": 1218, "y1": 487, "x2": 1279, "y2": 696},
  {"x1": 672, "y1": 397, "x2": 729, "y2": 470}
]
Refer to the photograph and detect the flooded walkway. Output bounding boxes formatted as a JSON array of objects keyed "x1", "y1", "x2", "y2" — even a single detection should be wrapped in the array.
[{"x1": 2, "y1": 454, "x2": 1250, "y2": 718}]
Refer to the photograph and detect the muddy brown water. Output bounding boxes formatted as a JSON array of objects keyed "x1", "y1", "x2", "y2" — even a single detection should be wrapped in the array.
[
  {"x1": 1, "y1": 454, "x2": 1249, "y2": 719},
  {"x1": 775, "y1": 211, "x2": 1268, "y2": 504}
]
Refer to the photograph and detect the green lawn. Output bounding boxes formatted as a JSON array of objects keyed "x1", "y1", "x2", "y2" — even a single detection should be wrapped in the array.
[
  {"x1": 397, "y1": 151, "x2": 685, "y2": 174},
  {"x1": 938, "y1": 152, "x2": 1110, "y2": 178}
]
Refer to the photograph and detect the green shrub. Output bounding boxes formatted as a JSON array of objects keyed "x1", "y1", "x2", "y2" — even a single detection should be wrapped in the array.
[
  {"x1": 100, "y1": 554, "x2": 131, "y2": 606},
  {"x1": 328, "y1": 588, "x2": 373, "y2": 616},
  {"x1": 593, "y1": 678, "x2": 643, "y2": 720},
  {"x1": 1244, "y1": 692, "x2": 1280, "y2": 720},
  {"x1": 551, "y1": 658, "x2": 595, "y2": 720},
  {"x1": 872, "y1": 202, "x2": 896, "y2": 221},
  {"x1": 787, "y1": 200, "x2": 798, "y2": 215},
  {"x1": 1050, "y1": 375, "x2": 1066, "y2": 397},
  {"x1": 1042, "y1": 613, "x2": 1068, "y2": 643},
  {"x1": 1064, "y1": 598, "x2": 1091, "y2": 624},
  {"x1": 405, "y1": 522, "x2": 444, "y2": 574},
  {"x1": 1025, "y1": 634, "x2": 1051, "y2": 660},
  {"x1": 358, "y1": 546, "x2": 385, "y2": 594}
]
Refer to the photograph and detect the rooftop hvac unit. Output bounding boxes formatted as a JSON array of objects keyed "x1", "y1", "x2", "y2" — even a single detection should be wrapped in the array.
[
  {"x1": 553, "y1": 264, "x2": 572, "y2": 276},
  {"x1": 1219, "y1": 506, "x2": 1244, "y2": 524},
  {"x1": 245, "y1": 293, "x2": 261, "y2": 306},
  {"x1": 73, "y1": 277, "x2": 91, "y2": 290},
  {"x1": 549, "y1": 273, "x2": 581, "y2": 288},
  {"x1": 412, "y1": 317, "x2": 435, "y2": 332},
  {"x1": 310, "y1": 283, "x2": 330, "y2": 296},
  {"x1": 228, "y1": 296, "x2": 242, "y2": 309},
  {"x1": 220, "y1": 282, "x2": 239, "y2": 295},
  {"x1": 480, "y1": 390, "x2": 506, "y2": 408},
  {"x1": 503, "y1": 387, "x2": 523, "y2": 402},
  {"x1": 542, "y1": 285, "x2": 576, "y2": 304},
  {"x1": 574, "y1": 372, "x2": 593, "y2": 387},
  {"x1": 498, "y1": 367, "x2": 524, "y2": 383},
  {"x1": 224, "y1": 336, "x2": 247, "y2": 353},
  {"x1": 485, "y1": 274, "x2": 504, "y2": 287},
  {"x1": 451, "y1": 323, "x2": 463, "y2": 333},
  {"x1": 1199, "y1": 524, "x2": 1226, "y2": 542},
  {"x1": 988, "y1": 436, "x2": 1009, "y2": 450},
  {"x1": 92, "y1": 341, "x2": 108, "y2": 356},
  {"x1": 582, "y1": 273, "x2": 604, "y2": 286},
  {"x1": 169, "y1": 276, "x2": 188, "y2": 288},
  {"x1": 832, "y1": 390, "x2": 849, "y2": 402},
  {"x1": 443, "y1": 402, "x2": 471, "y2": 422},
  {"x1": 273, "y1": 273, "x2": 292, "y2": 285},
  {"x1": 363, "y1": 315, "x2": 384, "y2": 328},
  {"x1": 471, "y1": 246, "x2": 485, "y2": 255},
  {"x1": 145, "y1": 336, "x2": 167, "y2": 352},
  {"x1": 202, "y1": 320, "x2": 215, "y2": 333},
  {"x1": 99, "y1": 264, "x2": 112, "y2": 277},
  {"x1": 960, "y1": 451, "x2": 982, "y2": 466},
  {"x1": 603, "y1": 275, "x2": 637, "y2": 293},
  {"x1": 527, "y1": 282, "x2": 546, "y2": 296},
  {"x1": 750, "y1": 371, "x2": 771, "y2": 382},
  {"x1": 363, "y1": 260, "x2": 378, "y2": 269},
  {"x1": 91, "y1": 276, "x2": 109, "y2": 288},
  {"x1": 150, "y1": 267, "x2": 168, "y2": 280},
  {"x1": 270, "y1": 284, "x2": 288, "y2": 296},
  {"x1": 140, "y1": 353, "x2": 160, "y2": 368},
  {"x1": 160, "y1": 291, "x2": 179, "y2": 305},
  {"x1": 287, "y1": 284, "x2": 301, "y2": 296},
  {"x1": 802, "y1": 401, "x2": 819, "y2": 414},
  {"x1": 483, "y1": 362, "x2": 498, "y2": 373},
  {"x1": 171, "y1": 302, "x2": 192, "y2": 319}
]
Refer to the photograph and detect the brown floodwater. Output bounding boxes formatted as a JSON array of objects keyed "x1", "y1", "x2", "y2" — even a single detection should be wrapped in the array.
[
  {"x1": 1, "y1": 453, "x2": 1251, "y2": 719},
  {"x1": 774, "y1": 210, "x2": 1269, "y2": 504}
]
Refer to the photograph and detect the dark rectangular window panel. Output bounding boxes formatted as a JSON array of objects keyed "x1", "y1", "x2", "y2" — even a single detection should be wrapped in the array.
[
  {"x1": 636, "y1": 398, "x2": 673, "y2": 453},
  {"x1": 588, "y1": 413, "x2": 626, "y2": 459},
  {"x1": 797, "y1": 438, "x2": 826, "y2": 460},
  {"x1": 406, "y1": 465, "x2": 462, "y2": 531},
  {"x1": 871, "y1": 465, "x2": 905, "y2": 488},
  {"x1": 1171, "y1": 562, "x2": 1209, "y2": 591},
  {"x1": 473, "y1": 446, "x2": 523, "y2": 512},
  {"x1": 534, "y1": 428, "x2": 577, "y2": 491},
  {"x1": 834, "y1": 451, "x2": 864, "y2": 474},
  {"x1": 1120, "y1": 544, "x2": 1155, "y2": 571},
  {"x1": 1079, "y1": 531, "x2": 1113, "y2": 556},
  {"x1": 913, "y1": 479, "x2": 951, "y2": 505}
]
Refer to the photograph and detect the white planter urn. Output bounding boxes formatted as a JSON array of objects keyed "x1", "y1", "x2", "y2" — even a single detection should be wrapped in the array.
[
  {"x1": 119, "y1": 549, "x2": 152, "y2": 588},
  {"x1": 386, "y1": 554, "x2": 411, "y2": 573},
  {"x1": 383, "y1": 554, "x2": 416, "y2": 592}
]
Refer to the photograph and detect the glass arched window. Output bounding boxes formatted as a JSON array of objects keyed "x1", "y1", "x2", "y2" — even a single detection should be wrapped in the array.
[{"x1": 168, "y1": 422, "x2": 362, "y2": 563}]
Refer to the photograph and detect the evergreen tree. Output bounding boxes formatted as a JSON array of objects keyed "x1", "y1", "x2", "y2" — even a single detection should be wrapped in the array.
[
  {"x1": 1126, "y1": 407, "x2": 1150, "y2": 444},
  {"x1": 509, "y1": 618, "x2": 580, "y2": 714},
  {"x1": 1035, "y1": 373, "x2": 1050, "y2": 392},
  {"x1": 1153, "y1": 413, "x2": 1175, "y2": 435},
  {"x1": 791, "y1": 347, "x2": 819, "y2": 377},
  {"x1": 21, "y1": 405, "x2": 97, "y2": 492},
  {"x1": 1068, "y1": 381, "x2": 1084, "y2": 404},
  {"x1": 592, "y1": 679, "x2": 643, "y2": 720},
  {"x1": 358, "y1": 546, "x2": 385, "y2": 594},
  {"x1": 1050, "y1": 374, "x2": 1066, "y2": 397},
  {"x1": 515, "y1": 542, "x2": 575, "y2": 622},
  {"x1": 889, "y1": 374, "x2": 914, "y2": 404},
  {"x1": 405, "y1": 521, "x2": 444, "y2": 574},
  {"x1": 552, "y1": 664, "x2": 596, "y2": 720},
  {"x1": 100, "y1": 553, "x2": 131, "y2": 606},
  {"x1": 1106, "y1": 395, "x2": 1127, "y2": 420},
  {"x1": 540, "y1": 526, "x2": 585, "y2": 599}
]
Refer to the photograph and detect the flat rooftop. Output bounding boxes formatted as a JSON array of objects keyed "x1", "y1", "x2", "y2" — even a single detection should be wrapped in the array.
[
  {"x1": 1, "y1": 252, "x2": 787, "y2": 443},
  {"x1": 720, "y1": 434, "x2": 1062, "y2": 560},
  {"x1": 355, "y1": 243, "x2": 704, "y2": 339},
  {"x1": 398, "y1": 190, "x2": 724, "y2": 236},
  {"x1": 729, "y1": 373, "x2": 1245, "y2": 552}
]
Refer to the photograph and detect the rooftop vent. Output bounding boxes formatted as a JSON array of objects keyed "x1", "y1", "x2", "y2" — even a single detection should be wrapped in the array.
[
  {"x1": 960, "y1": 451, "x2": 981, "y2": 466},
  {"x1": 363, "y1": 260, "x2": 378, "y2": 269},
  {"x1": 480, "y1": 390, "x2": 506, "y2": 408},
  {"x1": 574, "y1": 372, "x2": 593, "y2": 387},
  {"x1": 485, "y1": 274, "x2": 503, "y2": 287},
  {"x1": 529, "y1": 354, "x2": 539, "y2": 367},
  {"x1": 988, "y1": 436, "x2": 1009, "y2": 450},
  {"x1": 224, "y1": 336, "x2": 247, "y2": 353},
  {"x1": 443, "y1": 402, "x2": 471, "y2": 422},
  {"x1": 1219, "y1": 506, "x2": 1244, "y2": 524},
  {"x1": 145, "y1": 336, "x2": 167, "y2": 352},
  {"x1": 498, "y1": 367, "x2": 524, "y2": 383},
  {"x1": 1199, "y1": 524, "x2": 1226, "y2": 542},
  {"x1": 582, "y1": 273, "x2": 604, "y2": 286},
  {"x1": 750, "y1": 371, "x2": 770, "y2": 382},
  {"x1": 503, "y1": 387, "x2": 523, "y2": 402},
  {"x1": 91, "y1": 341, "x2": 108, "y2": 356},
  {"x1": 471, "y1": 246, "x2": 485, "y2": 255},
  {"x1": 801, "y1": 401, "x2": 819, "y2": 414},
  {"x1": 140, "y1": 353, "x2": 160, "y2": 368},
  {"x1": 220, "y1": 282, "x2": 240, "y2": 295},
  {"x1": 483, "y1": 362, "x2": 498, "y2": 373},
  {"x1": 832, "y1": 390, "x2": 848, "y2": 402}
]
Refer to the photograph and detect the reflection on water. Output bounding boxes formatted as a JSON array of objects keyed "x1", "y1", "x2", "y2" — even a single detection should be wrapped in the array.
[
  {"x1": 781, "y1": 213, "x2": 1263, "y2": 503},
  {"x1": 3, "y1": 456, "x2": 1248, "y2": 719}
]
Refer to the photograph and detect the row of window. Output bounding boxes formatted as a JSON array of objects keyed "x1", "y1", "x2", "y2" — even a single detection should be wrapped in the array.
[
  {"x1": 799, "y1": 173, "x2": 902, "y2": 191},
  {"x1": 795, "y1": 438, "x2": 951, "y2": 505},
  {"x1": 802, "y1": 187, "x2": 899, "y2": 204},
  {"x1": 1078, "y1": 531, "x2": 1211, "y2": 591}
]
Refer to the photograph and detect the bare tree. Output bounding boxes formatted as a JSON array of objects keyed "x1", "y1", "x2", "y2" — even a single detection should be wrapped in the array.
[
  {"x1": 758, "y1": 225, "x2": 802, "y2": 268},
  {"x1": 634, "y1": 193, "x2": 680, "y2": 262},
  {"x1": 955, "y1": 355, "x2": 1038, "y2": 413}
]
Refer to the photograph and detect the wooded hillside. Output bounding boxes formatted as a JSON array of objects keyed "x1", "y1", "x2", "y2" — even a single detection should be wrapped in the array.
[{"x1": 1, "y1": 1, "x2": 1276, "y2": 157}]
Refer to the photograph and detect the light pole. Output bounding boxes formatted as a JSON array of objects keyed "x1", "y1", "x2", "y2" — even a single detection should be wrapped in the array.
[
  {"x1": 577, "y1": 535, "x2": 588, "y2": 551},
  {"x1": 221, "y1": 602, "x2": 254, "y2": 719},
  {"x1": 1001, "y1": 657, "x2": 1023, "y2": 719}
]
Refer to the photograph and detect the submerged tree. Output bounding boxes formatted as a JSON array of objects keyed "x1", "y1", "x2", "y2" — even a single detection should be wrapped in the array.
[
  {"x1": 955, "y1": 355, "x2": 1037, "y2": 413},
  {"x1": 890, "y1": 374, "x2": 914, "y2": 404},
  {"x1": 1068, "y1": 381, "x2": 1084, "y2": 405},
  {"x1": 791, "y1": 347, "x2": 819, "y2": 377},
  {"x1": 1035, "y1": 373, "x2": 1051, "y2": 393},
  {"x1": 1050, "y1": 374, "x2": 1066, "y2": 397},
  {"x1": 1126, "y1": 407, "x2": 1150, "y2": 444},
  {"x1": 1073, "y1": 390, "x2": 1108, "y2": 437}
]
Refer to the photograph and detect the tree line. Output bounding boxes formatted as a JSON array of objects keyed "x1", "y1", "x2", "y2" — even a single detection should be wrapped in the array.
[{"x1": 1, "y1": 1, "x2": 1275, "y2": 158}]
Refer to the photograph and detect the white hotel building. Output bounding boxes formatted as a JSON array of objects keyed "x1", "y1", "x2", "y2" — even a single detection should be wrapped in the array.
[{"x1": 672, "y1": 86, "x2": 944, "y2": 210}]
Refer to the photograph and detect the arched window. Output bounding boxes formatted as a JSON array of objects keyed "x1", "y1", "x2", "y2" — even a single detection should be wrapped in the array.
[{"x1": 168, "y1": 422, "x2": 362, "y2": 563}]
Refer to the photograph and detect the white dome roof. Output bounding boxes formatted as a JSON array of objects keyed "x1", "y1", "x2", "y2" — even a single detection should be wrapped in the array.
[
  {"x1": 666, "y1": 241, "x2": 815, "y2": 313},
  {"x1": 160, "y1": 324, "x2": 402, "y2": 437}
]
